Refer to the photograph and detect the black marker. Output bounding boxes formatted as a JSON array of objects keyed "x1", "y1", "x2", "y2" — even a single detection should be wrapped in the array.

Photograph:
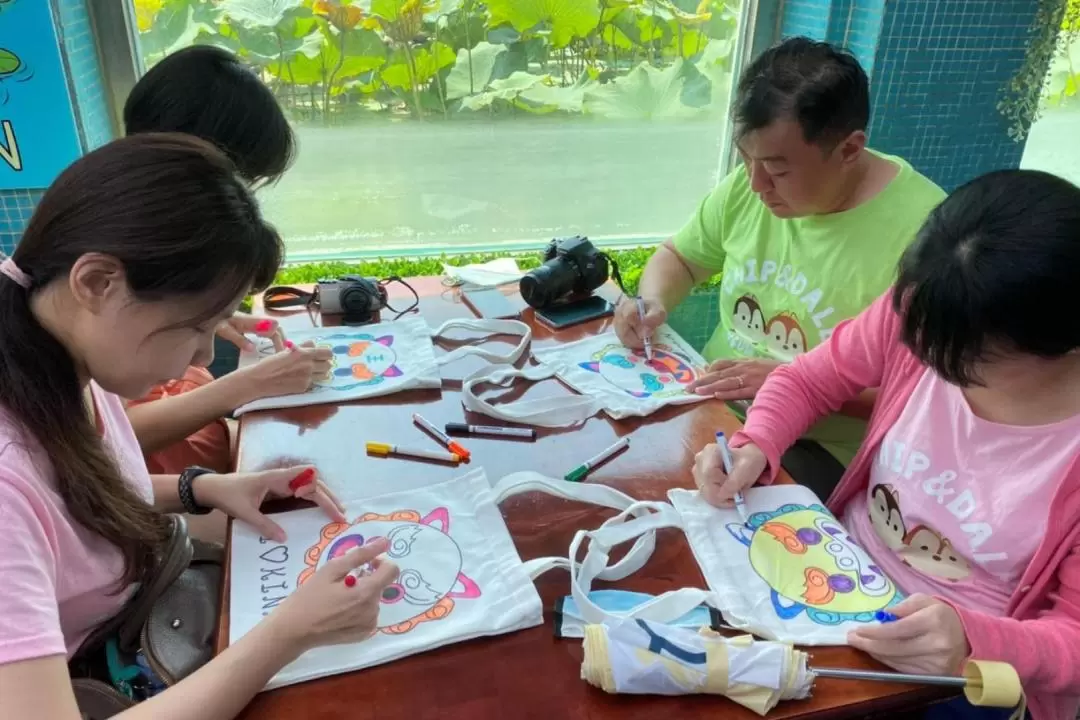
[{"x1": 445, "y1": 423, "x2": 537, "y2": 440}]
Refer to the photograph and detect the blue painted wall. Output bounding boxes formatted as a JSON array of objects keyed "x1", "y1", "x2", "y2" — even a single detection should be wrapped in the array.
[
  {"x1": 866, "y1": 0, "x2": 1035, "y2": 190},
  {"x1": 0, "y1": 0, "x2": 114, "y2": 256},
  {"x1": 779, "y1": 0, "x2": 1039, "y2": 191}
]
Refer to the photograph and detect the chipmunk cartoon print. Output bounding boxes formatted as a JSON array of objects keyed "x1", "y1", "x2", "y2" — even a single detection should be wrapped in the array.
[
  {"x1": 719, "y1": 257, "x2": 840, "y2": 357},
  {"x1": 726, "y1": 294, "x2": 812, "y2": 361},
  {"x1": 731, "y1": 294, "x2": 767, "y2": 346},
  {"x1": 867, "y1": 483, "x2": 972, "y2": 582},
  {"x1": 764, "y1": 312, "x2": 808, "y2": 359}
]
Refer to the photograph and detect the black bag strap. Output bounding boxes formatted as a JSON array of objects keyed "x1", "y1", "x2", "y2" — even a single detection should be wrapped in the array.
[{"x1": 73, "y1": 515, "x2": 194, "y2": 661}]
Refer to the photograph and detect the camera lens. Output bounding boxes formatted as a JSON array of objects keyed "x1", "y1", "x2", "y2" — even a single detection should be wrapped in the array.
[
  {"x1": 520, "y1": 259, "x2": 577, "y2": 309},
  {"x1": 339, "y1": 284, "x2": 375, "y2": 317}
]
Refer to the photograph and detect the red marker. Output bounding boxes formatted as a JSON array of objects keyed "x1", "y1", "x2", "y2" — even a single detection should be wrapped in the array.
[
  {"x1": 254, "y1": 319, "x2": 274, "y2": 334},
  {"x1": 288, "y1": 468, "x2": 315, "y2": 492},
  {"x1": 284, "y1": 340, "x2": 296, "y2": 351},
  {"x1": 343, "y1": 563, "x2": 373, "y2": 588}
]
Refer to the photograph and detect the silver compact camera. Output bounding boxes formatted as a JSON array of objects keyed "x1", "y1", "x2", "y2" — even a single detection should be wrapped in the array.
[{"x1": 316, "y1": 275, "x2": 388, "y2": 324}]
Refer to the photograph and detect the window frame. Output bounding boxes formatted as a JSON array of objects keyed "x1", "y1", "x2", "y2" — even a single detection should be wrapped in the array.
[{"x1": 88, "y1": 0, "x2": 777, "y2": 258}]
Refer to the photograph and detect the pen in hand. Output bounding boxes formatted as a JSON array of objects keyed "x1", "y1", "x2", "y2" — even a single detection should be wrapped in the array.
[
  {"x1": 635, "y1": 296, "x2": 654, "y2": 361},
  {"x1": 715, "y1": 431, "x2": 750, "y2": 526}
]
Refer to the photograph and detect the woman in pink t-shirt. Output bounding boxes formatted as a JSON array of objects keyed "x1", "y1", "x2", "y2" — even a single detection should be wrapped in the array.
[
  {"x1": 0, "y1": 135, "x2": 399, "y2": 720},
  {"x1": 693, "y1": 169, "x2": 1080, "y2": 720}
]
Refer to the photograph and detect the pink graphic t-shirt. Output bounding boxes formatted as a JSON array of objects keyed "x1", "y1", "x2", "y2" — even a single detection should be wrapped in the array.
[
  {"x1": 844, "y1": 368, "x2": 1080, "y2": 614},
  {"x1": 0, "y1": 383, "x2": 154, "y2": 665}
]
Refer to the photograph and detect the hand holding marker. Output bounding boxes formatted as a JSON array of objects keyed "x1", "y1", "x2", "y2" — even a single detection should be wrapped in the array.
[
  {"x1": 635, "y1": 296, "x2": 654, "y2": 361},
  {"x1": 715, "y1": 432, "x2": 750, "y2": 526}
]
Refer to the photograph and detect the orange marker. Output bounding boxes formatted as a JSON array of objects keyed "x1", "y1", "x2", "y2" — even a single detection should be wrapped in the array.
[{"x1": 412, "y1": 413, "x2": 471, "y2": 460}]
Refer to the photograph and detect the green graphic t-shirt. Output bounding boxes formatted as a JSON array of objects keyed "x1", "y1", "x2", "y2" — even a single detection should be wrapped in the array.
[{"x1": 672, "y1": 150, "x2": 946, "y2": 467}]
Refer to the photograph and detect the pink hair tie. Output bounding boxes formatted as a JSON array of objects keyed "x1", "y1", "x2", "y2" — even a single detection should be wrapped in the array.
[{"x1": 0, "y1": 257, "x2": 29, "y2": 289}]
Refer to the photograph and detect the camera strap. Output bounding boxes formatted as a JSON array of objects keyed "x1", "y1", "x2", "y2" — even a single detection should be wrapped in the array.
[
  {"x1": 261, "y1": 276, "x2": 421, "y2": 320},
  {"x1": 600, "y1": 252, "x2": 628, "y2": 297}
]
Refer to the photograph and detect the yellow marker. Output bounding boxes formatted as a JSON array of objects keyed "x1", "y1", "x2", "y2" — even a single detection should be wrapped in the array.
[{"x1": 366, "y1": 441, "x2": 461, "y2": 464}]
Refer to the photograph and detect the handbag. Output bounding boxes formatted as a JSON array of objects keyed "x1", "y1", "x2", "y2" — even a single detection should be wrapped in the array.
[{"x1": 69, "y1": 515, "x2": 224, "y2": 719}]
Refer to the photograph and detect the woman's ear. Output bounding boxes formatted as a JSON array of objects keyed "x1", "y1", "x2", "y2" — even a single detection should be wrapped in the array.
[{"x1": 68, "y1": 253, "x2": 126, "y2": 313}]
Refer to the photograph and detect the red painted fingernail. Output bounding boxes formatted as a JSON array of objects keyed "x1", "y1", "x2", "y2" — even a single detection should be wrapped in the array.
[
  {"x1": 289, "y1": 468, "x2": 315, "y2": 492},
  {"x1": 255, "y1": 319, "x2": 273, "y2": 334},
  {"x1": 344, "y1": 574, "x2": 357, "y2": 588}
]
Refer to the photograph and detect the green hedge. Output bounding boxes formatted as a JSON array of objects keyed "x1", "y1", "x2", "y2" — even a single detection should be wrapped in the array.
[{"x1": 273, "y1": 246, "x2": 722, "y2": 295}]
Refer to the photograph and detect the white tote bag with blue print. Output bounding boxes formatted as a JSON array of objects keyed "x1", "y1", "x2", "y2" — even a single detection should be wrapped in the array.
[
  {"x1": 233, "y1": 316, "x2": 531, "y2": 414},
  {"x1": 461, "y1": 326, "x2": 710, "y2": 427}
]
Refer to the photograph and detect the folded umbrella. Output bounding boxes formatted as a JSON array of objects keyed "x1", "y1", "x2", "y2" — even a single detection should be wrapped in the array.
[{"x1": 581, "y1": 619, "x2": 1024, "y2": 719}]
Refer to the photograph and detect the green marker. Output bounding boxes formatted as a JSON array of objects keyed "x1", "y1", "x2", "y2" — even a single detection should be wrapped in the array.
[{"x1": 564, "y1": 437, "x2": 630, "y2": 482}]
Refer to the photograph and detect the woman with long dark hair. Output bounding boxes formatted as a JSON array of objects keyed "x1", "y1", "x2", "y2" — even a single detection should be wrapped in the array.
[{"x1": 0, "y1": 134, "x2": 396, "y2": 719}]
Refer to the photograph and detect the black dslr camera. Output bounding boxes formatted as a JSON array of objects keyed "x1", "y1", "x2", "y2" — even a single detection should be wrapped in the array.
[
  {"x1": 519, "y1": 236, "x2": 610, "y2": 309},
  {"x1": 316, "y1": 275, "x2": 388, "y2": 325}
]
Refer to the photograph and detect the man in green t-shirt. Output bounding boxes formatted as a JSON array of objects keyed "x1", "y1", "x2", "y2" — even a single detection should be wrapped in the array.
[{"x1": 614, "y1": 37, "x2": 945, "y2": 499}]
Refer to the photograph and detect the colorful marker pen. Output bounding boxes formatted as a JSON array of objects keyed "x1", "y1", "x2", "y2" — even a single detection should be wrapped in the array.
[
  {"x1": 564, "y1": 437, "x2": 630, "y2": 482},
  {"x1": 412, "y1": 413, "x2": 471, "y2": 460},
  {"x1": 366, "y1": 441, "x2": 461, "y2": 464},
  {"x1": 716, "y1": 432, "x2": 750, "y2": 526},
  {"x1": 636, "y1": 296, "x2": 654, "y2": 362},
  {"x1": 445, "y1": 422, "x2": 536, "y2": 440},
  {"x1": 344, "y1": 563, "x2": 373, "y2": 588}
]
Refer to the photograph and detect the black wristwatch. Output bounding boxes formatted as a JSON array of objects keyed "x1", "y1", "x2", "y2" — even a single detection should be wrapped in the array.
[{"x1": 178, "y1": 466, "x2": 215, "y2": 515}]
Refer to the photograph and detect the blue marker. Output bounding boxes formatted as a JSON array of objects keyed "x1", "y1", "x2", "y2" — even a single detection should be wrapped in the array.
[
  {"x1": 716, "y1": 432, "x2": 750, "y2": 526},
  {"x1": 875, "y1": 610, "x2": 899, "y2": 623}
]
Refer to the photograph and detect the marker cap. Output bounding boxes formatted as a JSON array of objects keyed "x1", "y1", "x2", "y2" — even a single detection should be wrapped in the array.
[
  {"x1": 366, "y1": 442, "x2": 392, "y2": 456},
  {"x1": 445, "y1": 423, "x2": 470, "y2": 435},
  {"x1": 447, "y1": 441, "x2": 471, "y2": 460},
  {"x1": 565, "y1": 466, "x2": 588, "y2": 483}
]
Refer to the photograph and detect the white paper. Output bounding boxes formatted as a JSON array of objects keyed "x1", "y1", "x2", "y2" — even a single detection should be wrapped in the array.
[{"x1": 442, "y1": 258, "x2": 523, "y2": 287}]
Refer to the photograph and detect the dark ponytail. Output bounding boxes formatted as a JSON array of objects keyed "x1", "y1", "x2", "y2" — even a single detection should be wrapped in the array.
[{"x1": 0, "y1": 133, "x2": 283, "y2": 586}]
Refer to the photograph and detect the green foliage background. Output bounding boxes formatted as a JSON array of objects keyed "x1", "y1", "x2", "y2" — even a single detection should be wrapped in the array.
[
  {"x1": 134, "y1": 0, "x2": 741, "y2": 121},
  {"x1": 271, "y1": 246, "x2": 722, "y2": 294}
]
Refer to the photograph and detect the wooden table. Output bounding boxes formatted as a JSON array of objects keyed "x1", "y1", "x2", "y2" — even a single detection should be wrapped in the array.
[{"x1": 220, "y1": 277, "x2": 948, "y2": 720}]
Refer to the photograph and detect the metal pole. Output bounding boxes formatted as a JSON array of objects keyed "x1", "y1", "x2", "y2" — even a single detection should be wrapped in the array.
[{"x1": 811, "y1": 667, "x2": 969, "y2": 689}]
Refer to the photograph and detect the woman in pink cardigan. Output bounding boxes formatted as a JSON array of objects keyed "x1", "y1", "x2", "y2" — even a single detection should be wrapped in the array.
[{"x1": 692, "y1": 169, "x2": 1080, "y2": 720}]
